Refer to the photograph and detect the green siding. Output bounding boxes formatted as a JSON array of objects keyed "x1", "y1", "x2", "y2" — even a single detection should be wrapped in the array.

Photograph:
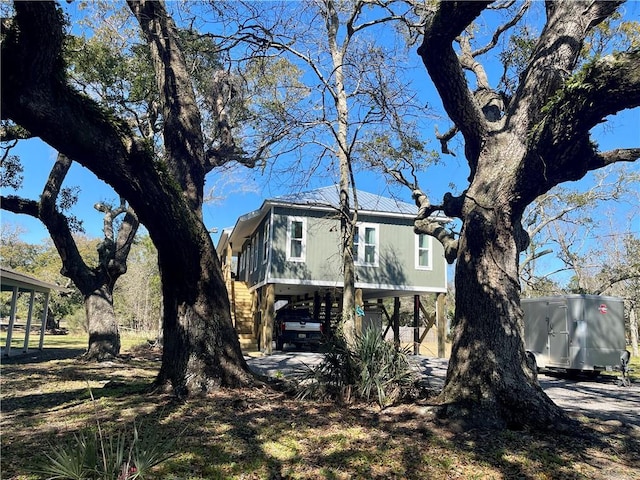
[
  {"x1": 239, "y1": 216, "x2": 270, "y2": 285},
  {"x1": 353, "y1": 214, "x2": 445, "y2": 289},
  {"x1": 270, "y1": 207, "x2": 341, "y2": 282},
  {"x1": 262, "y1": 207, "x2": 446, "y2": 291}
]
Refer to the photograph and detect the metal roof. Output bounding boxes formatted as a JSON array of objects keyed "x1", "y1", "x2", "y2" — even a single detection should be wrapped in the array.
[
  {"x1": 217, "y1": 185, "x2": 446, "y2": 257},
  {"x1": 272, "y1": 185, "x2": 418, "y2": 215},
  {"x1": 1, "y1": 267, "x2": 68, "y2": 293}
]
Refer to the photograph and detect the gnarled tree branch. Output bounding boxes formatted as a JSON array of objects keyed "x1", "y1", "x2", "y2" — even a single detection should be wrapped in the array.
[
  {"x1": 525, "y1": 51, "x2": 640, "y2": 193},
  {"x1": 595, "y1": 148, "x2": 640, "y2": 167},
  {"x1": 127, "y1": 0, "x2": 206, "y2": 211},
  {"x1": 417, "y1": 1, "x2": 490, "y2": 174},
  {"x1": 411, "y1": 188, "x2": 459, "y2": 264}
]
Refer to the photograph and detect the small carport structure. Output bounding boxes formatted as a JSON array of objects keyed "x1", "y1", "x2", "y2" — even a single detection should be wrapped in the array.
[{"x1": 1, "y1": 267, "x2": 66, "y2": 356}]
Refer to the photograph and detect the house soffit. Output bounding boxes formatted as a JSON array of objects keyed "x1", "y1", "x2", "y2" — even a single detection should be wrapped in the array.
[{"x1": 225, "y1": 186, "x2": 449, "y2": 254}]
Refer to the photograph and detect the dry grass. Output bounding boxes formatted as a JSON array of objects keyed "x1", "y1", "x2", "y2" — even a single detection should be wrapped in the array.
[{"x1": 1, "y1": 334, "x2": 639, "y2": 479}]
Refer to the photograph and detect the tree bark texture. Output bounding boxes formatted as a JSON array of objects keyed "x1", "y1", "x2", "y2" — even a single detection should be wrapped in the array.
[
  {"x1": 416, "y1": 0, "x2": 640, "y2": 430},
  {"x1": 440, "y1": 155, "x2": 565, "y2": 429},
  {"x1": 324, "y1": 0, "x2": 358, "y2": 342},
  {"x1": 1, "y1": 1, "x2": 253, "y2": 393},
  {"x1": 84, "y1": 285, "x2": 121, "y2": 360},
  {"x1": 629, "y1": 305, "x2": 639, "y2": 358}
]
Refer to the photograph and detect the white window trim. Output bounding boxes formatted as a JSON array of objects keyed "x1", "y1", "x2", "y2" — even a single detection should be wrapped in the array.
[
  {"x1": 415, "y1": 233, "x2": 433, "y2": 270},
  {"x1": 251, "y1": 236, "x2": 258, "y2": 272},
  {"x1": 262, "y1": 221, "x2": 270, "y2": 264},
  {"x1": 354, "y1": 222, "x2": 379, "y2": 267},
  {"x1": 242, "y1": 245, "x2": 249, "y2": 282},
  {"x1": 286, "y1": 216, "x2": 306, "y2": 262}
]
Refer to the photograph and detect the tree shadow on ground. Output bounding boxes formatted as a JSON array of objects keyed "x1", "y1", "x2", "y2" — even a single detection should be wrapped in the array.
[
  {"x1": 1, "y1": 347, "x2": 85, "y2": 364},
  {"x1": 440, "y1": 418, "x2": 640, "y2": 480},
  {"x1": 347, "y1": 389, "x2": 640, "y2": 480},
  {"x1": 3, "y1": 350, "x2": 639, "y2": 480}
]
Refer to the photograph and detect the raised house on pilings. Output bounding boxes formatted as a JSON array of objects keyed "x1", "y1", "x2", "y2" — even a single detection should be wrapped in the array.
[{"x1": 216, "y1": 185, "x2": 449, "y2": 355}]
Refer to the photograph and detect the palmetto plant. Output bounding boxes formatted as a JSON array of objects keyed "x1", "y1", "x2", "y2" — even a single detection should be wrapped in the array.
[
  {"x1": 36, "y1": 389, "x2": 178, "y2": 480},
  {"x1": 298, "y1": 327, "x2": 418, "y2": 408}
]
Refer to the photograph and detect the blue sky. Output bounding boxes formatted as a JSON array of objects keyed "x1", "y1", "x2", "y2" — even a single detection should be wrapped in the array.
[
  {"x1": 2, "y1": 1, "x2": 639, "y2": 276},
  {"x1": 5, "y1": 106, "x2": 637, "y2": 245}
]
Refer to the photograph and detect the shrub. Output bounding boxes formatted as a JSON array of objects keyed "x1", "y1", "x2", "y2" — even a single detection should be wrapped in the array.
[
  {"x1": 35, "y1": 390, "x2": 177, "y2": 479},
  {"x1": 298, "y1": 327, "x2": 419, "y2": 408}
]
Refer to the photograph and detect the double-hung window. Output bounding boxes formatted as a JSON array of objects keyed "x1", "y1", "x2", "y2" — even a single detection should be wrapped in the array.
[
  {"x1": 286, "y1": 217, "x2": 306, "y2": 261},
  {"x1": 415, "y1": 233, "x2": 432, "y2": 270},
  {"x1": 353, "y1": 223, "x2": 378, "y2": 266}
]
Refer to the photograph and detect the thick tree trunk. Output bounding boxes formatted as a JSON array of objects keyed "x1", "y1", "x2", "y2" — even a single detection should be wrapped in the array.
[
  {"x1": 1, "y1": 156, "x2": 128, "y2": 362},
  {"x1": 84, "y1": 285, "x2": 121, "y2": 361},
  {"x1": 1, "y1": 2, "x2": 255, "y2": 395},
  {"x1": 413, "y1": 0, "x2": 639, "y2": 432},
  {"x1": 436, "y1": 196, "x2": 571, "y2": 430},
  {"x1": 153, "y1": 226, "x2": 252, "y2": 395}
]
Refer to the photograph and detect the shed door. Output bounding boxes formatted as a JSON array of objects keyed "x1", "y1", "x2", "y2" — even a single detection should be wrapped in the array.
[{"x1": 548, "y1": 303, "x2": 569, "y2": 366}]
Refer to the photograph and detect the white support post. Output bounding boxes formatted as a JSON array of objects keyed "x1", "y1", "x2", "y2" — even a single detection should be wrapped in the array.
[
  {"x1": 23, "y1": 290, "x2": 36, "y2": 352},
  {"x1": 39, "y1": 292, "x2": 50, "y2": 350},
  {"x1": 5, "y1": 286, "x2": 19, "y2": 356}
]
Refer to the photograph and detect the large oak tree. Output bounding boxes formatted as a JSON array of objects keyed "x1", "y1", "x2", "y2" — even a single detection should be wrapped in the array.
[
  {"x1": 410, "y1": 0, "x2": 640, "y2": 429},
  {"x1": 1, "y1": 1, "x2": 253, "y2": 394},
  {"x1": 1, "y1": 151, "x2": 139, "y2": 360}
]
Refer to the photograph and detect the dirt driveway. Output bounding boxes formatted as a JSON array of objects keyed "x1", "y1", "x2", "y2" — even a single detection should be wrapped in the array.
[{"x1": 246, "y1": 352, "x2": 640, "y2": 431}]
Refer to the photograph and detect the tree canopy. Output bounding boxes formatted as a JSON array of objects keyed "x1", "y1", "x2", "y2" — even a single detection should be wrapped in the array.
[
  {"x1": 2, "y1": 0, "x2": 254, "y2": 394},
  {"x1": 2, "y1": 0, "x2": 638, "y2": 430},
  {"x1": 396, "y1": 0, "x2": 639, "y2": 429}
]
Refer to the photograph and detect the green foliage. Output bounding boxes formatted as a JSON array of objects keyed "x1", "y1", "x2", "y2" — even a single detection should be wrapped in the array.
[
  {"x1": 298, "y1": 327, "x2": 419, "y2": 408},
  {"x1": 36, "y1": 390, "x2": 178, "y2": 480},
  {"x1": 0, "y1": 223, "x2": 42, "y2": 270},
  {"x1": 499, "y1": 25, "x2": 537, "y2": 97},
  {"x1": 0, "y1": 229, "x2": 78, "y2": 322},
  {"x1": 113, "y1": 235, "x2": 161, "y2": 332},
  {"x1": 357, "y1": 129, "x2": 438, "y2": 182},
  {"x1": 0, "y1": 226, "x2": 163, "y2": 333},
  {"x1": 582, "y1": 12, "x2": 640, "y2": 58},
  {"x1": 0, "y1": 153, "x2": 24, "y2": 189},
  {"x1": 65, "y1": 29, "x2": 155, "y2": 115},
  {"x1": 38, "y1": 423, "x2": 176, "y2": 480},
  {"x1": 65, "y1": 307, "x2": 88, "y2": 333}
]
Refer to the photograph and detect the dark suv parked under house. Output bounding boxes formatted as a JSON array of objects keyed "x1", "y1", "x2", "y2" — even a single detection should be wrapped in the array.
[{"x1": 274, "y1": 307, "x2": 324, "y2": 350}]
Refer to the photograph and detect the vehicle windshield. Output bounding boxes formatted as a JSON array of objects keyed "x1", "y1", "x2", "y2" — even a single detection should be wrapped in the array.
[{"x1": 276, "y1": 308, "x2": 314, "y2": 321}]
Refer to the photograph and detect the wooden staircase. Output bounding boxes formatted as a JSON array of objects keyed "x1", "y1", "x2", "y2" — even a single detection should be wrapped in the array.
[{"x1": 231, "y1": 281, "x2": 259, "y2": 353}]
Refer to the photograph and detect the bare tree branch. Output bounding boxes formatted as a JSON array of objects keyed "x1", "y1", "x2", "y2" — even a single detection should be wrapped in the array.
[
  {"x1": 414, "y1": 218, "x2": 458, "y2": 264},
  {"x1": 594, "y1": 272, "x2": 640, "y2": 296},
  {"x1": 519, "y1": 248, "x2": 553, "y2": 276},
  {"x1": 1, "y1": 195, "x2": 39, "y2": 217},
  {"x1": 435, "y1": 125, "x2": 458, "y2": 156},
  {"x1": 471, "y1": 0, "x2": 532, "y2": 57},
  {"x1": 593, "y1": 147, "x2": 640, "y2": 168}
]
